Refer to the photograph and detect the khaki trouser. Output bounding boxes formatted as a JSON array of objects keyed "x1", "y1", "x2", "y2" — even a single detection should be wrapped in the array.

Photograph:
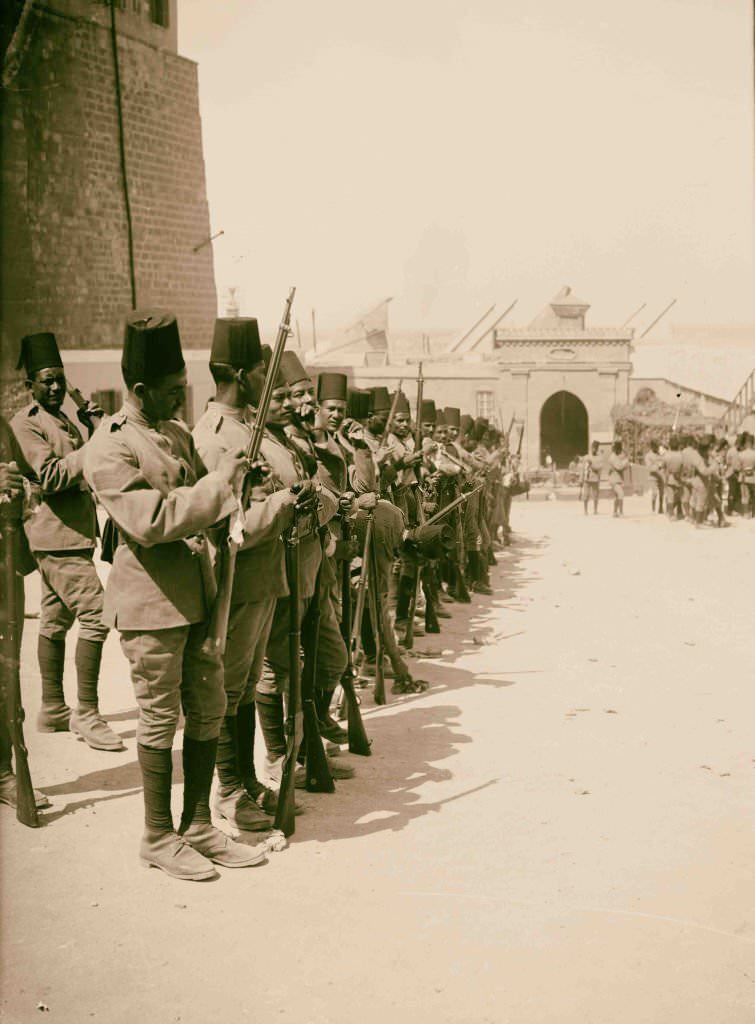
[
  {"x1": 222, "y1": 598, "x2": 276, "y2": 712},
  {"x1": 35, "y1": 549, "x2": 107, "y2": 643},
  {"x1": 119, "y1": 621, "x2": 226, "y2": 749}
]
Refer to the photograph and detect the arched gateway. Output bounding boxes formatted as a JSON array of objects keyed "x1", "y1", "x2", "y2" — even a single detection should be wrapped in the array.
[{"x1": 540, "y1": 390, "x2": 588, "y2": 467}]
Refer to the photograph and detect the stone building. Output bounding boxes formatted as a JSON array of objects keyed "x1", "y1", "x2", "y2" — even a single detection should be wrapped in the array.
[
  {"x1": 489, "y1": 287, "x2": 633, "y2": 467},
  {"x1": 1, "y1": 0, "x2": 216, "y2": 410}
]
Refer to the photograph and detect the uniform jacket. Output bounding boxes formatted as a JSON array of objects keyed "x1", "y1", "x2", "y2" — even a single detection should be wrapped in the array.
[
  {"x1": 82, "y1": 401, "x2": 237, "y2": 630},
  {"x1": 192, "y1": 401, "x2": 296, "y2": 605},
  {"x1": 607, "y1": 453, "x2": 629, "y2": 484},
  {"x1": 11, "y1": 401, "x2": 97, "y2": 552}
]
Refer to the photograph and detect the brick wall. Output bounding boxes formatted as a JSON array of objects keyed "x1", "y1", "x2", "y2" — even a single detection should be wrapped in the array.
[{"x1": 1, "y1": 1, "x2": 216, "y2": 414}]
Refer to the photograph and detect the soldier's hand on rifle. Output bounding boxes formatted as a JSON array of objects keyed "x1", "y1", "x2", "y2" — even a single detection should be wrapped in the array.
[
  {"x1": 0, "y1": 460, "x2": 26, "y2": 499},
  {"x1": 217, "y1": 447, "x2": 249, "y2": 489},
  {"x1": 291, "y1": 479, "x2": 318, "y2": 510},
  {"x1": 355, "y1": 491, "x2": 377, "y2": 511},
  {"x1": 405, "y1": 451, "x2": 424, "y2": 467},
  {"x1": 338, "y1": 492, "x2": 356, "y2": 516},
  {"x1": 247, "y1": 458, "x2": 271, "y2": 483}
]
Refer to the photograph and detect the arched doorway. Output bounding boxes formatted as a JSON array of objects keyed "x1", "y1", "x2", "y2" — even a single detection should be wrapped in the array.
[{"x1": 540, "y1": 391, "x2": 588, "y2": 468}]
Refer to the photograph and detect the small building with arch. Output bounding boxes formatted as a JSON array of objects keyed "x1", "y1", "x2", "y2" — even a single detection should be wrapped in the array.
[{"x1": 488, "y1": 287, "x2": 634, "y2": 467}]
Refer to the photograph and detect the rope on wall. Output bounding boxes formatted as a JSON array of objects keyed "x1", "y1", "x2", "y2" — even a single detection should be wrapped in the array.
[{"x1": 108, "y1": 0, "x2": 136, "y2": 309}]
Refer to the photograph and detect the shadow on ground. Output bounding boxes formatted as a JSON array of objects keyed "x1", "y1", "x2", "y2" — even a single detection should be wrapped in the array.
[{"x1": 23, "y1": 531, "x2": 543, "y2": 841}]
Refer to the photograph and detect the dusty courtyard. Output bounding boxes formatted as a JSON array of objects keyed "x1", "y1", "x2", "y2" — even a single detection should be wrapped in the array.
[{"x1": 2, "y1": 496, "x2": 754, "y2": 1024}]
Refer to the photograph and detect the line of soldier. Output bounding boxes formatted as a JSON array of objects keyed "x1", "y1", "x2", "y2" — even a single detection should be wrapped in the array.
[
  {"x1": 0, "y1": 314, "x2": 523, "y2": 880},
  {"x1": 578, "y1": 432, "x2": 755, "y2": 525}
]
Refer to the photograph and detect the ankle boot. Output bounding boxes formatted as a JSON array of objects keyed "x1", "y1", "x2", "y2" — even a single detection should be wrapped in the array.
[
  {"x1": 181, "y1": 736, "x2": 266, "y2": 866},
  {"x1": 138, "y1": 743, "x2": 215, "y2": 881},
  {"x1": 212, "y1": 716, "x2": 272, "y2": 831},
  {"x1": 70, "y1": 639, "x2": 124, "y2": 751},
  {"x1": 37, "y1": 636, "x2": 70, "y2": 731}
]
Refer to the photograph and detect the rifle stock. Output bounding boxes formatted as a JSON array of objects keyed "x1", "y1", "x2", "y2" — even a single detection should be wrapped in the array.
[
  {"x1": 204, "y1": 286, "x2": 296, "y2": 656},
  {"x1": 1, "y1": 500, "x2": 39, "y2": 828}
]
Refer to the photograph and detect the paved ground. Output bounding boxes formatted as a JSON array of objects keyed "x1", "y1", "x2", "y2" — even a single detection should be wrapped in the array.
[{"x1": 3, "y1": 497, "x2": 754, "y2": 1024}]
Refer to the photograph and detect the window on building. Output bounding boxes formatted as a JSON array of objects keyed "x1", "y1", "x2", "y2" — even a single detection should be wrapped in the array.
[
  {"x1": 476, "y1": 390, "x2": 494, "y2": 419},
  {"x1": 149, "y1": 0, "x2": 169, "y2": 28},
  {"x1": 92, "y1": 389, "x2": 122, "y2": 415}
]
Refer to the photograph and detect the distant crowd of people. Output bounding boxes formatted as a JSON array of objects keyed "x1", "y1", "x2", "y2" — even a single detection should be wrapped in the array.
[{"x1": 575, "y1": 432, "x2": 755, "y2": 525}]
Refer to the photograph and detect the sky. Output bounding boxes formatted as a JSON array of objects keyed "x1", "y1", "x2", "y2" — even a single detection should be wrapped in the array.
[{"x1": 178, "y1": 0, "x2": 754, "y2": 337}]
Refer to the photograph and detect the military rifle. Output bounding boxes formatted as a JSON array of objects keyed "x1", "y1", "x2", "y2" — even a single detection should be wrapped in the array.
[
  {"x1": 337, "y1": 513, "x2": 371, "y2": 756},
  {"x1": 368, "y1": 535, "x2": 386, "y2": 705},
  {"x1": 403, "y1": 363, "x2": 425, "y2": 649},
  {"x1": 273, "y1": 517, "x2": 303, "y2": 838},
  {"x1": 204, "y1": 286, "x2": 296, "y2": 656},
  {"x1": 423, "y1": 482, "x2": 484, "y2": 527},
  {"x1": 68, "y1": 385, "x2": 104, "y2": 436},
  {"x1": 300, "y1": 549, "x2": 334, "y2": 793},
  {"x1": 0, "y1": 493, "x2": 39, "y2": 828}
]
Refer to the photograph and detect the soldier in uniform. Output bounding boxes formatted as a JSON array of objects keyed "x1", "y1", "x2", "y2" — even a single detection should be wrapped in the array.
[
  {"x1": 278, "y1": 355, "x2": 354, "y2": 761},
  {"x1": 83, "y1": 313, "x2": 263, "y2": 880},
  {"x1": 644, "y1": 440, "x2": 665, "y2": 514},
  {"x1": 607, "y1": 440, "x2": 629, "y2": 517},
  {"x1": 253, "y1": 352, "x2": 350, "y2": 787},
  {"x1": 662, "y1": 435, "x2": 684, "y2": 521},
  {"x1": 192, "y1": 318, "x2": 299, "y2": 828},
  {"x1": 581, "y1": 441, "x2": 603, "y2": 515},
  {"x1": 11, "y1": 333, "x2": 123, "y2": 752}
]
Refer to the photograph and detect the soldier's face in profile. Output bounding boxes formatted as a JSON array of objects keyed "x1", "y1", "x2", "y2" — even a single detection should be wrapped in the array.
[
  {"x1": 392, "y1": 411, "x2": 411, "y2": 438},
  {"x1": 29, "y1": 367, "x2": 67, "y2": 412},
  {"x1": 140, "y1": 370, "x2": 187, "y2": 422},
  {"x1": 446, "y1": 425, "x2": 459, "y2": 442},
  {"x1": 317, "y1": 399, "x2": 346, "y2": 432},
  {"x1": 266, "y1": 386, "x2": 292, "y2": 426},
  {"x1": 421, "y1": 421, "x2": 435, "y2": 438}
]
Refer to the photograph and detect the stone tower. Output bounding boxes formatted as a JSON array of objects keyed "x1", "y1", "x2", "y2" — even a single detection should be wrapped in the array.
[{"x1": 1, "y1": 0, "x2": 217, "y2": 409}]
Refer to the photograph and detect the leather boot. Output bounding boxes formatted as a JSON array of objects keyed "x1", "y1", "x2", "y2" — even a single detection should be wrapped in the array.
[
  {"x1": 72, "y1": 639, "x2": 124, "y2": 751},
  {"x1": 180, "y1": 736, "x2": 266, "y2": 866},
  {"x1": 37, "y1": 636, "x2": 70, "y2": 732},
  {"x1": 70, "y1": 708, "x2": 126, "y2": 751},
  {"x1": 212, "y1": 716, "x2": 272, "y2": 832},
  {"x1": 137, "y1": 743, "x2": 216, "y2": 881}
]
